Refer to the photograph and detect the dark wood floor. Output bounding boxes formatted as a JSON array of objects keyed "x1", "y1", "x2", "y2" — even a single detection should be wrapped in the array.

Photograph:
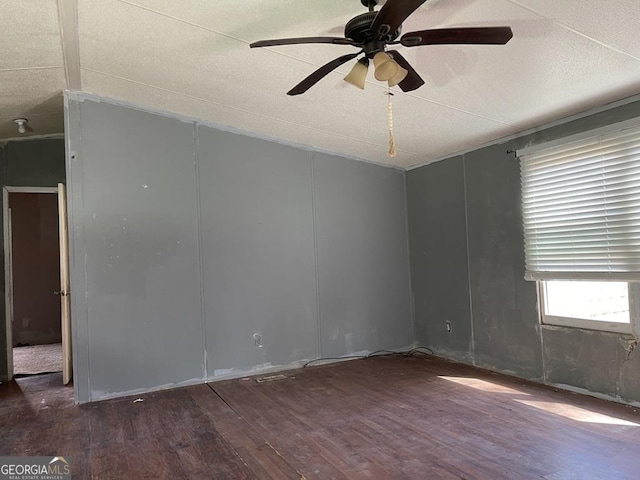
[{"x1": 2, "y1": 355, "x2": 640, "y2": 479}]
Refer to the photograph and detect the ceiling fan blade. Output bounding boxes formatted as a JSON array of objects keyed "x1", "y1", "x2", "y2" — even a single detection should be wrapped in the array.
[
  {"x1": 250, "y1": 37, "x2": 356, "y2": 48},
  {"x1": 401, "y1": 27, "x2": 513, "y2": 46},
  {"x1": 387, "y1": 50, "x2": 425, "y2": 92},
  {"x1": 371, "y1": 0, "x2": 428, "y2": 40},
  {"x1": 287, "y1": 53, "x2": 360, "y2": 96}
]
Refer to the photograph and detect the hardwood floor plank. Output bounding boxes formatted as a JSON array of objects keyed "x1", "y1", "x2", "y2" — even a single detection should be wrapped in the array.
[
  {"x1": 187, "y1": 384, "x2": 302, "y2": 480},
  {"x1": 212, "y1": 356, "x2": 640, "y2": 480},
  {"x1": 2, "y1": 356, "x2": 640, "y2": 479},
  {"x1": 86, "y1": 388, "x2": 254, "y2": 479}
]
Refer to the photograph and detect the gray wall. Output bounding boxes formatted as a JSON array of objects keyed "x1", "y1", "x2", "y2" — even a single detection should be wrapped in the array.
[
  {"x1": 407, "y1": 97, "x2": 640, "y2": 404},
  {"x1": 197, "y1": 128, "x2": 319, "y2": 374},
  {"x1": 65, "y1": 94, "x2": 413, "y2": 403},
  {"x1": 0, "y1": 139, "x2": 66, "y2": 381},
  {"x1": 313, "y1": 154, "x2": 413, "y2": 357},
  {"x1": 407, "y1": 158, "x2": 472, "y2": 363}
]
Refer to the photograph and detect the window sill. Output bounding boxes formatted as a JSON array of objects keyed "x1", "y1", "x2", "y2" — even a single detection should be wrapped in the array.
[{"x1": 541, "y1": 319, "x2": 633, "y2": 335}]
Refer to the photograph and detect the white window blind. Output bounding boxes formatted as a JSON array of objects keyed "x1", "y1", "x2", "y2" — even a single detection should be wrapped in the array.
[{"x1": 520, "y1": 120, "x2": 640, "y2": 281}]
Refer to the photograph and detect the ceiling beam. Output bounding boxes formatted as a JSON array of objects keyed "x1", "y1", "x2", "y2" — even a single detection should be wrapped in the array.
[{"x1": 57, "y1": 0, "x2": 82, "y2": 90}]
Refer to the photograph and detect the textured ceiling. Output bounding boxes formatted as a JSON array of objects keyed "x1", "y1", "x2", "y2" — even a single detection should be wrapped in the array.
[{"x1": 1, "y1": 0, "x2": 640, "y2": 168}]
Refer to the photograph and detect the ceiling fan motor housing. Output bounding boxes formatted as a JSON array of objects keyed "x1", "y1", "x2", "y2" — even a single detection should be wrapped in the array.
[{"x1": 345, "y1": 11, "x2": 401, "y2": 46}]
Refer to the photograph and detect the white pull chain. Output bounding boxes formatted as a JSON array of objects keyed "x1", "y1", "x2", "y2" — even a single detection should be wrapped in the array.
[{"x1": 386, "y1": 88, "x2": 396, "y2": 157}]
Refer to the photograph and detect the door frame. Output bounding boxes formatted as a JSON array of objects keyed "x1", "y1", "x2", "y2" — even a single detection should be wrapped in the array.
[{"x1": 3, "y1": 186, "x2": 60, "y2": 381}]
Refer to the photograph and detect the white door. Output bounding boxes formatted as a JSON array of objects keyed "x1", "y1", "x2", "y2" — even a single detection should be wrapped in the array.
[
  {"x1": 4, "y1": 204, "x2": 14, "y2": 380},
  {"x1": 58, "y1": 183, "x2": 72, "y2": 385}
]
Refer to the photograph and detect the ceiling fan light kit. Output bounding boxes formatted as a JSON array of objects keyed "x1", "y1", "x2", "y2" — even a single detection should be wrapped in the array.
[
  {"x1": 344, "y1": 57, "x2": 370, "y2": 89},
  {"x1": 388, "y1": 65, "x2": 409, "y2": 87},
  {"x1": 250, "y1": 0, "x2": 513, "y2": 155},
  {"x1": 373, "y1": 52, "x2": 398, "y2": 81}
]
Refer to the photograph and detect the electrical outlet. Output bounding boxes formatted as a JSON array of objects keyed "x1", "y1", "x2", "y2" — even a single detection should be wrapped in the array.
[
  {"x1": 253, "y1": 333, "x2": 263, "y2": 347},
  {"x1": 445, "y1": 321, "x2": 452, "y2": 333}
]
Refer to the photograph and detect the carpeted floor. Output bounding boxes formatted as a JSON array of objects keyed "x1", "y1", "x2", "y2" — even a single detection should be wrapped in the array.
[{"x1": 13, "y1": 343, "x2": 62, "y2": 375}]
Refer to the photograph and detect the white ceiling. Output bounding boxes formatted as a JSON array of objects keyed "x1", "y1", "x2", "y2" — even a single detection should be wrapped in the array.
[{"x1": 1, "y1": 0, "x2": 640, "y2": 168}]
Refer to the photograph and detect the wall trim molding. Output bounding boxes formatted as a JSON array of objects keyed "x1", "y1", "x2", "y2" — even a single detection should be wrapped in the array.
[{"x1": 64, "y1": 91, "x2": 403, "y2": 172}]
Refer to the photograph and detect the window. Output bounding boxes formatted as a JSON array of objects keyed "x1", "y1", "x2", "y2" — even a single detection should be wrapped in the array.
[
  {"x1": 519, "y1": 118, "x2": 640, "y2": 333},
  {"x1": 539, "y1": 280, "x2": 636, "y2": 333}
]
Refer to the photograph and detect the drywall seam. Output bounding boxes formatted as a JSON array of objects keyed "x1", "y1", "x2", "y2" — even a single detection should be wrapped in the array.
[
  {"x1": 76, "y1": 107, "x2": 91, "y2": 403},
  {"x1": 310, "y1": 154, "x2": 323, "y2": 359},
  {"x1": 63, "y1": 94, "x2": 90, "y2": 403},
  {"x1": 461, "y1": 156, "x2": 476, "y2": 364},
  {"x1": 192, "y1": 123, "x2": 208, "y2": 380},
  {"x1": 63, "y1": 91, "x2": 402, "y2": 171},
  {"x1": 402, "y1": 171, "x2": 417, "y2": 346}
]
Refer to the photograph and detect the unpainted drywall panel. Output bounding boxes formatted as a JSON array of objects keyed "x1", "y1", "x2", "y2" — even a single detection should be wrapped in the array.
[
  {"x1": 71, "y1": 99, "x2": 204, "y2": 399},
  {"x1": 313, "y1": 152, "x2": 412, "y2": 357},
  {"x1": 406, "y1": 157, "x2": 472, "y2": 361},
  {"x1": 542, "y1": 326, "x2": 631, "y2": 401},
  {"x1": 619, "y1": 341, "x2": 640, "y2": 402},
  {"x1": 464, "y1": 143, "x2": 542, "y2": 378},
  {"x1": 197, "y1": 127, "x2": 319, "y2": 375}
]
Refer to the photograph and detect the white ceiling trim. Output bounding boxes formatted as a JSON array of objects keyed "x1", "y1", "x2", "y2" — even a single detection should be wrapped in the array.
[
  {"x1": 561, "y1": 27, "x2": 640, "y2": 63},
  {"x1": 81, "y1": 67, "x2": 423, "y2": 156},
  {"x1": 116, "y1": 0, "x2": 253, "y2": 45},
  {"x1": 0, "y1": 66, "x2": 62, "y2": 72},
  {"x1": 505, "y1": 0, "x2": 640, "y2": 62},
  {"x1": 114, "y1": 0, "x2": 354, "y2": 74},
  {"x1": 399, "y1": 89, "x2": 515, "y2": 127},
  {"x1": 66, "y1": 90, "x2": 413, "y2": 169},
  {"x1": 57, "y1": 0, "x2": 82, "y2": 90}
]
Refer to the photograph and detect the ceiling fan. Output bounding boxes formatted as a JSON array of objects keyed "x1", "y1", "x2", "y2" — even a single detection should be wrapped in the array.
[{"x1": 250, "y1": 0, "x2": 513, "y2": 96}]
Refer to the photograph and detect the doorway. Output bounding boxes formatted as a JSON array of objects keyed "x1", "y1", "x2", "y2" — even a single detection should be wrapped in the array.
[{"x1": 3, "y1": 185, "x2": 71, "y2": 384}]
